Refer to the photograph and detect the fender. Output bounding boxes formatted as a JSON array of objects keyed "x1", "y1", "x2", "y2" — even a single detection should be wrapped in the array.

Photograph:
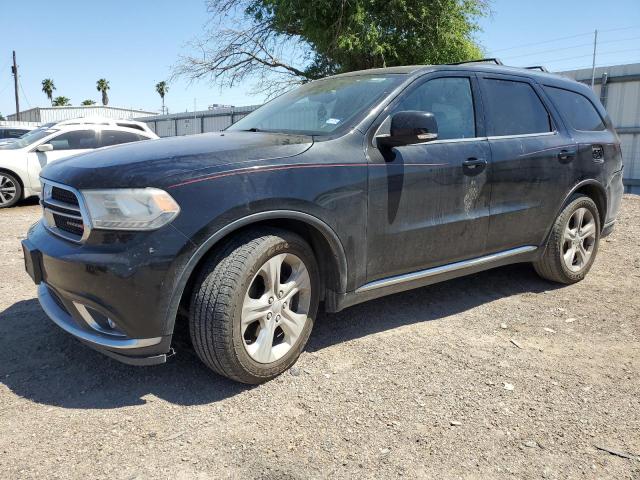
[
  {"x1": 164, "y1": 210, "x2": 349, "y2": 331},
  {"x1": 541, "y1": 178, "x2": 607, "y2": 250}
]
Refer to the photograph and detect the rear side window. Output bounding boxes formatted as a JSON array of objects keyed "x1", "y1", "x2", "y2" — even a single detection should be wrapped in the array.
[
  {"x1": 544, "y1": 86, "x2": 605, "y2": 131},
  {"x1": 49, "y1": 130, "x2": 97, "y2": 150},
  {"x1": 481, "y1": 79, "x2": 552, "y2": 136},
  {"x1": 99, "y1": 130, "x2": 147, "y2": 147}
]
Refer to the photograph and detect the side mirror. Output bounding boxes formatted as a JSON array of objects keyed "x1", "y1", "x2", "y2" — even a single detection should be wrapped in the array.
[
  {"x1": 378, "y1": 111, "x2": 438, "y2": 148},
  {"x1": 36, "y1": 144, "x2": 53, "y2": 152}
]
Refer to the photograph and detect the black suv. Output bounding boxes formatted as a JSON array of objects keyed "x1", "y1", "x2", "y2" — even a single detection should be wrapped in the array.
[{"x1": 23, "y1": 63, "x2": 624, "y2": 383}]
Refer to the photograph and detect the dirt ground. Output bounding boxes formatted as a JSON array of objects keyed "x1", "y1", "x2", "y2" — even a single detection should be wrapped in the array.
[{"x1": 0, "y1": 196, "x2": 639, "y2": 479}]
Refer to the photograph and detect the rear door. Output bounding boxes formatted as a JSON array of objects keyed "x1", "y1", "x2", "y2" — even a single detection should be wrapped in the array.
[
  {"x1": 365, "y1": 72, "x2": 492, "y2": 282},
  {"x1": 477, "y1": 73, "x2": 576, "y2": 251}
]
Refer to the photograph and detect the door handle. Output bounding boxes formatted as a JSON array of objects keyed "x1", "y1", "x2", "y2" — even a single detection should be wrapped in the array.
[
  {"x1": 557, "y1": 149, "x2": 577, "y2": 162},
  {"x1": 462, "y1": 157, "x2": 487, "y2": 174}
]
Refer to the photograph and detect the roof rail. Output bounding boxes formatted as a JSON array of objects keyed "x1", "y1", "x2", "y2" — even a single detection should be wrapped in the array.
[
  {"x1": 448, "y1": 58, "x2": 504, "y2": 66},
  {"x1": 525, "y1": 66, "x2": 549, "y2": 72}
]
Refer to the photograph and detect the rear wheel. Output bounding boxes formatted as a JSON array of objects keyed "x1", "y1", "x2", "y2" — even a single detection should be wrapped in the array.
[
  {"x1": 0, "y1": 172, "x2": 21, "y2": 208},
  {"x1": 189, "y1": 228, "x2": 319, "y2": 384},
  {"x1": 534, "y1": 195, "x2": 600, "y2": 284}
]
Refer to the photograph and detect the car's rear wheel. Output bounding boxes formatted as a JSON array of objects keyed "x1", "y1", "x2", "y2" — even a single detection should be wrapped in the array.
[
  {"x1": 534, "y1": 194, "x2": 601, "y2": 284},
  {"x1": 189, "y1": 228, "x2": 319, "y2": 384},
  {"x1": 0, "y1": 172, "x2": 21, "y2": 208}
]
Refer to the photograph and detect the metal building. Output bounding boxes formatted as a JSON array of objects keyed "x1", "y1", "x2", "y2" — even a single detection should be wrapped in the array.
[
  {"x1": 559, "y1": 63, "x2": 640, "y2": 193},
  {"x1": 8, "y1": 105, "x2": 158, "y2": 123},
  {"x1": 137, "y1": 105, "x2": 260, "y2": 137}
]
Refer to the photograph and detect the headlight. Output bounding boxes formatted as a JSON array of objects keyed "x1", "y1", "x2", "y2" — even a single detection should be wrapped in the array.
[{"x1": 81, "y1": 188, "x2": 180, "y2": 231}]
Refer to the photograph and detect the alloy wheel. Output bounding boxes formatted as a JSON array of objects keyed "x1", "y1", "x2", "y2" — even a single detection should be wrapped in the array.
[
  {"x1": 0, "y1": 175, "x2": 17, "y2": 206},
  {"x1": 562, "y1": 207, "x2": 597, "y2": 272},
  {"x1": 241, "y1": 253, "x2": 312, "y2": 363}
]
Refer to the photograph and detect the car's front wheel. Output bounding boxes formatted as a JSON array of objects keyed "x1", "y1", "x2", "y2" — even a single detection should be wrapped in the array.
[
  {"x1": 189, "y1": 228, "x2": 319, "y2": 384},
  {"x1": 0, "y1": 172, "x2": 22, "y2": 208},
  {"x1": 534, "y1": 194, "x2": 601, "y2": 284}
]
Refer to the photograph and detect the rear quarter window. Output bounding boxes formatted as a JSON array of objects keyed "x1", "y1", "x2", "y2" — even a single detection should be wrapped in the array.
[{"x1": 544, "y1": 86, "x2": 605, "y2": 131}]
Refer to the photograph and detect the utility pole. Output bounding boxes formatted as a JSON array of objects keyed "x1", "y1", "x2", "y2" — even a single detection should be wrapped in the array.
[
  {"x1": 11, "y1": 51, "x2": 20, "y2": 120},
  {"x1": 590, "y1": 30, "x2": 598, "y2": 89}
]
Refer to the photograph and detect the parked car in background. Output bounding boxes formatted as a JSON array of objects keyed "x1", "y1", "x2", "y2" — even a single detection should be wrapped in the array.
[
  {"x1": 0, "y1": 118, "x2": 158, "y2": 208},
  {"x1": 22, "y1": 63, "x2": 623, "y2": 383},
  {"x1": 0, "y1": 126, "x2": 33, "y2": 143}
]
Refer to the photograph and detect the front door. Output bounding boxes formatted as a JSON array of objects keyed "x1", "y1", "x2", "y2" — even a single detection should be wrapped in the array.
[
  {"x1": 365, "y1": 73, "x2": 492, "y2": 283},
  {"x1": 27, "y1": 129, "x2": 97, "y2": 191}
]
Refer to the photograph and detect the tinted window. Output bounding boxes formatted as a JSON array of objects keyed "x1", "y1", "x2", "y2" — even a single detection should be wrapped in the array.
[
  {"x1": 4, "y1": 128, "x2": 29, "y2": 138},
  {"x1": 482, "y1": 79, "x2": 552, "y2": 136},
  {"x1": 394, "y1": 77, "x2": 476, "y2": 139},
  {"x1": 99, "y1": 130, "x2": 147, "y2": 147},
  {"x1": 545, "y1": 86, "x2": 605, "y2": 131},
  {"x1": 49, "y1": 130, "x2": 97, "y2": 150}
]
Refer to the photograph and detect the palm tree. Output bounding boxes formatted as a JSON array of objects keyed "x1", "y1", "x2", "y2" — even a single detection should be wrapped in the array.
[
  {"x1": 52, "y1": 96, "x2": 71, "y2": 107},
  {"x1": 41, "y1": 79, "x2": 56, "y2": 105},
  {"x1": 155, "y1": 81, "x2": 169, "y2": 114},
  {"x1": 81, "y1": 99, "x2": 96, "y2": 106},
  {"x1": 96, "y1": 78, "x2": 110, "y2": 106}
]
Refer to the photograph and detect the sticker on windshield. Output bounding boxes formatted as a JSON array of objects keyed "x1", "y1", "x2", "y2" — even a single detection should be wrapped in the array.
[{"x1": 326, "y1": 118, "x2": 341, "y2": 125}]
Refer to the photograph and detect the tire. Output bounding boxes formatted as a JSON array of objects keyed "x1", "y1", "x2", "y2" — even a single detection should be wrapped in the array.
[
  {"x1": 0, "y1": 172, "x2": 22, "y2": 208},
  {"x1": 189, "y1": 228, "x2": 320, "y2": 384},
  {"x1": 534, "y1": 194, "x2": 601, "y2": 284}
]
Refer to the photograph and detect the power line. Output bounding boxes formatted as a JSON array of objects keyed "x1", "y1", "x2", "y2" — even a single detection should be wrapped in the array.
[
  {"x1": 18, "y1": 78, "x2": 32, "y2": 109},
  {"x1": 490, "y1": 25, "x2": 640, "y2": 54},
  {"x1": 537, "y1": 47, "x2": 640, "y2": 65},
  {"x1": 502, "y1": 36, "x2": 640, "y2": 60}
]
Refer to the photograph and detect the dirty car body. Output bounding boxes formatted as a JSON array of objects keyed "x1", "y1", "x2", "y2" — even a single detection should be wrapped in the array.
[{"x1": 22, "y1": 64, "x2": 624, "y2": 368}]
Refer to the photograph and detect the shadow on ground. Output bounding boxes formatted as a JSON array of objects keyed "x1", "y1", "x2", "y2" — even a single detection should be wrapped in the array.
[{"x1": 0, "y1": 264, "x2": 557, "y2": 409}]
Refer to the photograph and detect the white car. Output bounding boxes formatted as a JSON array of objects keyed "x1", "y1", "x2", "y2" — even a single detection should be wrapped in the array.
[{"x1": 0, "y1": 118, "x2": 158, "y2": 208}]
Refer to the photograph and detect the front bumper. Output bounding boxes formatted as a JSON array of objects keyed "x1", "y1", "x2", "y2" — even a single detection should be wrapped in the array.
[{"x1": 23, "y1": 220, "x2": 193, "y2": 365}]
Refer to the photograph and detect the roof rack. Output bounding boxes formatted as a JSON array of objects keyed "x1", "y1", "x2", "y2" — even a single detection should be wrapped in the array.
[
  {"x1": 448, "y1": 58, "x2": 504, "y2": 66},
  {"x1": 525, "y1": 65, "x2": 549, "y2": 72}
]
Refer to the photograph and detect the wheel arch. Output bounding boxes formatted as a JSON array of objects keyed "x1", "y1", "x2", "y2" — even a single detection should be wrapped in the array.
[
  {"x1": 165, "y1": 210, "x2": 348, "y2": 333},
  {"x1": 543, "y1": 179, "x2": 607, "y2": 247}
]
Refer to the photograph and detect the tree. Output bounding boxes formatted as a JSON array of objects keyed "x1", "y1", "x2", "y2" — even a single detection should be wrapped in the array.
[
  {"x1": 0, "y1": 112, "x2": 5, "y2": 121},
  {"x1": 96, "y1": 78, "x2": 110, "y2": 105},
  {"x1": 52, "y1": 96, "x2": 71, "y2": 106},
  {"x1": 155, "y1": 81, "x2": 169, "y2": 114},
  {"x1": 81, "y1": 99, "x2": 96, "y2": 106},
  {"x1": 176, "y1": 0, "x2": 488, "y2": 96},
  {"x1": 41, "y1": 79, "x2": 56, "y2": 106}
]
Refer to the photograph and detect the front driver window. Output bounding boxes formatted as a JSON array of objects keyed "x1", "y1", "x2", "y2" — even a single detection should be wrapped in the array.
[
  {"x1": 393, "y1": 77, "x2": 476, "y2": 140},
  {"x1": 48, "y1": 130, "x2": 97, "y2": 151}
]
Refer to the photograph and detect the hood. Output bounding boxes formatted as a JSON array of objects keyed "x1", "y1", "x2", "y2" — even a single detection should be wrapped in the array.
[{"x1": 40, "y1": 131, "x2": 313, "y2": 189}]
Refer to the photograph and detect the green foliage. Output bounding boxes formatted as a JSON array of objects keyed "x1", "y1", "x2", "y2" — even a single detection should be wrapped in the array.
[
  {"x1": 81, "y1": 99, "x2": 96, "y2": 106},
  {"x1": 155, "y1": 81, "x2": 169, "y2": 99},
  {"x1": 178, "y1": 0, "x2": 488, "y2": 94},
  {"x1": 41, "y1": 79, "x2": 56, "y2": 105},
  {"x1": 252, "y1": 0, "x2": 487, "y2": 77},
  {"x1": 52, "y1": 96, "x2": 71, "y2": 107},
  {"x1": 0, "y1": 112, "x2": 5, "y2": 121}
]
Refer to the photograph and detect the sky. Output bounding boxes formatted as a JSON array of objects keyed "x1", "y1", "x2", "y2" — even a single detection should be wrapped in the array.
[{"x1": 1, "y1": 0, "x2": 639, "y2": 117}]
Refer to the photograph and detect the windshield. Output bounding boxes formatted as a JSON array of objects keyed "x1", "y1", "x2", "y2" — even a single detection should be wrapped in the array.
[
  {"x1": 228, "y1": 74, "x2": 405, "y2": 135},
  {"x1": 0, "y1": 124, "x2": 58, "y2": 150}
]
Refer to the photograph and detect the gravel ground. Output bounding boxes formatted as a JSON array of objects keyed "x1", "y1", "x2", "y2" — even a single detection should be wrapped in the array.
[{"x1": 0, "y1": 196, "x2": 639, "y2": 479}]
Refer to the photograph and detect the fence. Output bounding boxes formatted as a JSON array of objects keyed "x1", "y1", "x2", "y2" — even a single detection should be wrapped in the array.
[{"x1": 136, "y1": 106, "x2": 260, "y2": 138}]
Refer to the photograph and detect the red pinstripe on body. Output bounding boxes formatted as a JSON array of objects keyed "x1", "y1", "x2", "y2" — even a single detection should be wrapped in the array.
[{"x1": 168, "y1": 162, "x2": 448, "y2": 188}]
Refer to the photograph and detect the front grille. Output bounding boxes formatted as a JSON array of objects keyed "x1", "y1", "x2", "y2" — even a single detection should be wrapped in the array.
[
  {"x1": 53, "y1": 213, "x2": 85, "y2": 236},
  {"x1": 51, "y1": 186, "x2": 79, "y2": 206},
  {"x1": 42, "y1": 182, "x2": 87, "y2": 241}
]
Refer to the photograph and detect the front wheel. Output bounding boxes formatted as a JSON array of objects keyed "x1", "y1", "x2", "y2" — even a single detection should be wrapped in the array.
[
  {"x1": 189, "y1": 228, "x2": 319, "y2": 384},
  {"x1": 534, "y1": 195, "x2": 601, "y2": 284},
  {"x1": 0, "y1": 172, "x2": 22, "y2": 208}
]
